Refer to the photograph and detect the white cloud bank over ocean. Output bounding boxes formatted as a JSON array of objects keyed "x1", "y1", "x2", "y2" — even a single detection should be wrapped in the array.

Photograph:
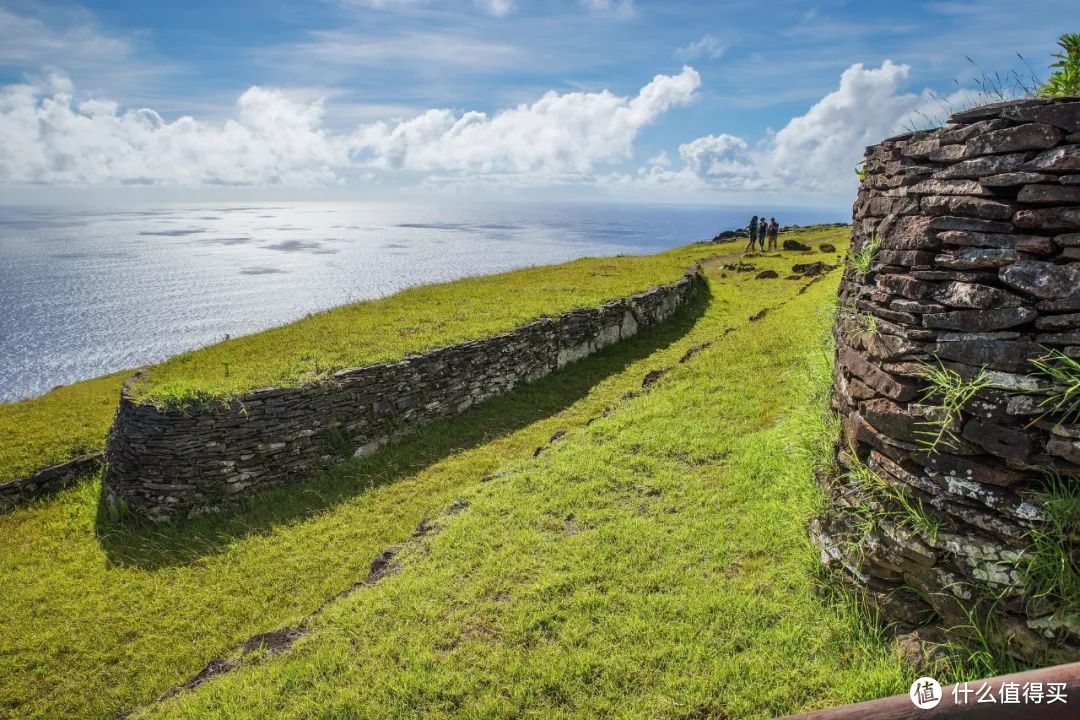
[{"x1": 0, "y1": 60, "x2": 976, "y2": 201}]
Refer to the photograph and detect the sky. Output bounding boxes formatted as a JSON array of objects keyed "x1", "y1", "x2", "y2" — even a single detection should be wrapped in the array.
[{"x1": 0, "y1": 0, "x2": 1076, "y2": 207}]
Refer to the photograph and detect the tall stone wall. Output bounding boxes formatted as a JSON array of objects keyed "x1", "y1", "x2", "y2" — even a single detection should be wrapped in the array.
[
  {"x1": 104, "y1": 269, "x2": 703, "y2": 521},
  {"x1": 812, "y1": 97, "x2": 1080, "y2": 665}
]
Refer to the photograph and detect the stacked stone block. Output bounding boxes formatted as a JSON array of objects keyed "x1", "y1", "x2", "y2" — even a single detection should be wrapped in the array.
[
  {"x1": 104, "y1": 270, "x2": 703, "y2": 521},
  {"x1": 812, "y1": 97, "x2": 1080, "y2": 664}
]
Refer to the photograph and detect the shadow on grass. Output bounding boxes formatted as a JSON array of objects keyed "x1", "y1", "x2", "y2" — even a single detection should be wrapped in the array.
[{"x1": 95, "y1": 284, "x2": 712, "y2": 570}]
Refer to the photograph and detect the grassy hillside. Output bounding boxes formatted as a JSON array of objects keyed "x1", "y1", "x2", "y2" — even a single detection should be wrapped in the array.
[
  {"x1": 0, "y1": 372, "x2": 128, "y2": 484},
  {"x1": 0, "y1": 227, "x2": 939, "y2": 720},
  {"x1": 0, "y1": 249, "x2": 701, "y2": 484},
  {"x1": 131, "y1": 252, "x2": 710, "y2": 405}
]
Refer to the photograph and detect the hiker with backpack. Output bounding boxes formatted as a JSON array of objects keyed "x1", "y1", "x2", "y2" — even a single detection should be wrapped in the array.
[{"x1": 745, "y1": 216, "x2": 759, "y2": 254}]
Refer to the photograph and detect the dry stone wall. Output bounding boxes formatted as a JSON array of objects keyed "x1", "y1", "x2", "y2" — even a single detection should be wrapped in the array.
[
  {"x1": 812, "y1": 97, "x2": 1080, "y2": 665},
  {"x1": 104, "y1": 269, "x2": 703, "y2": 521},
  {"x1": 0, "y1": 452, "x2": 103, "y2": 513}
]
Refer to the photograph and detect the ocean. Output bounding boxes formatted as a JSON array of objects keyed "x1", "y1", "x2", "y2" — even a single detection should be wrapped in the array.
[{"x1": 0, "y1": 201, "x2": 845, "y2": 402}]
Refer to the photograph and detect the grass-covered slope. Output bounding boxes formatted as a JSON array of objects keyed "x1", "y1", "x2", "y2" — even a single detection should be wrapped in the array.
[
  {"x1": 0, "y1": 372, "x2": 128, "y2": 483},
  {"x1": 131, "y1": 252, "x2": 709, "y2": 404},
  {"x1": 0, "y1": 227, "x2": 924, "y2": 720},
  {"x1": 139, "y1": 230, "x2": 912, "y2": 719},
  {"x1": 0, "y1": 249, "x2": 710, "y2": 484}
]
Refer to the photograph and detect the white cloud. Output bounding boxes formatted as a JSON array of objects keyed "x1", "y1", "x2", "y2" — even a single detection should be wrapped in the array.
[
  {"x1": 0, "y1": 7, "x2": 172, "y2": 95},
  {"x1": 678, "y1": 134, "x2": 755, "y2": 182},
  {"x1": 0, "y1": 74, "x2": 343, "y2": 186},
  {"x1": 646, "y1": 150, "x2": 671, "y2": 167},
  {"x1": 610, "y1": 60, "x2": 982, "y2": 199},
  {"x1": 675, "y1": 34, "x2": 726, "y2": 61},
  {"x1": 348, "y1": 66, "x2": 700, "y2": 173},
  {"x1": 475, "y1": 0, "x2": 514, "y2": 16},
  {"x1": 581, "y1": 0, "x2": 635, "y2": 19},
  {"x1": 0, "y1": 67, "x2": 700, "y2": 186}
]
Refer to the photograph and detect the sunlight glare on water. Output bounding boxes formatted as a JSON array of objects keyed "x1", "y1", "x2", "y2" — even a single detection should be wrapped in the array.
[{"x1": 0, "y1": 200, "x2": 843, "y2": 401}]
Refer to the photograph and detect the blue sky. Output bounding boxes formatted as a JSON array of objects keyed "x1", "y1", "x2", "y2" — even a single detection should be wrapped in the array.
[{"x1": 0, "y1": 0, "x2": 1076, "y2": 205}]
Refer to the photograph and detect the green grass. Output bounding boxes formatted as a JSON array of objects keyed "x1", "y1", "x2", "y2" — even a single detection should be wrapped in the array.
[
  {"x1": 131, "y1": 252, "x2": 711, "y2": 406},
  {"x1": 0, "y1": 228, "x2": 910, "y2": 720},
  {"x1": 1022, "y1": 472, "x2": 1080, "y2": 614},
  {"x1": 915, "y1": 361, "x2": 992, "y2": 455},
  {"x1": 0, "y1": 372, "x2": 128, "y2": 483},
  {"x1": 0, "y1": 248, "x2": 701, "y2": 484},
  {"x1": 846, "y1": 231, "x2": 881, "y2": 276}
]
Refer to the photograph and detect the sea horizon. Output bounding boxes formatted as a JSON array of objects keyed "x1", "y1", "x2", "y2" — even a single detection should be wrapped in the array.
[{"x1": 0, "y1": 200, "x2": 847, "y2": 402}]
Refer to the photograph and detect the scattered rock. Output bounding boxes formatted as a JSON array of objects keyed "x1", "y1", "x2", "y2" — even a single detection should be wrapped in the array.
[
  {"x1": 754, "y1": 270, "x2": 779, "y2": 279},
  {"x1": 641, "y1": 369, "x2": 667, "y2": 388},
  {"x1": 819, "y1": 243, "x2": 837, "y2": 253},
  {"x1": 782, "y1": 239, "x2": 811, "y2": 251},
  {"x1": 792, "y1": 262, "x2": 829, "y2": 276}
]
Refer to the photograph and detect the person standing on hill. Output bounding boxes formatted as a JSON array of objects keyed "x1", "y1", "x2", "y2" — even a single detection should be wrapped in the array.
[
  {"x1": 745, "y1": 216, "x2": 759, "y2": 254},
  {"x1": 757, "y1": 213, "x2": 767, "y2": 251},
  {"x1": 767, "y1": 218, "x2": 779, "y2": 250}
]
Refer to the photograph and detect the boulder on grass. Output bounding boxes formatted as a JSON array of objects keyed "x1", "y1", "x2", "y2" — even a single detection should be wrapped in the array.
[
  {"x1": 755, "y1": 270, "x2": 779, "y2": 279},
  {"x1": 783, "y1": 239, "x2": 811, "y2": 251},
  {"x1": 820, "y1": 243, "x2": 837, "y2": 253}
]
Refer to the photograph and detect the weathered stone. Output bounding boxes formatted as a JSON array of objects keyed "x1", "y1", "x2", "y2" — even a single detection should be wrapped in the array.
[
  {"x1": 934, "y1": 247, "x2": 1018, "y2": 270},
  {"x1": 839, "y1": 345, "x2": 918, "y2": 401},
  {"x1": 863, "y1": 333, "x2": 926, "y2": 362},
  {"x1": 902, "y1": 139, "x2": 941, "y2": 160},
  {"x1": 1014, "y1": 207, "x2": 1080, "y2": 230},
  {"x1": 819, "y1": 98, "x2": 1080, "y2": 666},
  {"x1": 961, "y1": 418, "x2": 1035, "y2": 462},
  {"x1": 949, "y1": 101, "x2": 1017, "y2": 123},
  {"x1": 979, "y1": 171, "x2": 1057, "y2": 187},
  {"x1": 1039, "y1": 330, "x2": 1080, "y2": 345},
  {"x1": 862, "y1": 398, "x2": 923, "y2": 444},
  {"x1": 1000, "y1": 261, "x2": 1080, "y2": 299},
  {"x1": 909, "y1": 178, "x2": 991, "y2": 196},
  {"x1": 1040, "y1": 294, "x2": 1080, "y2": 312},
  {"x1": 964, "y1": 123, "x2": 1064, "y2": 157},
  {"x1": 939, "y1": 118, "x2": 1010, "y2": 144},
  {"x1": 935, "y1": 152, "x2": 1030, "y2": 179},
  {"x1": 1001, "y1": 101, "x2": 1080, "y2": 133},
  {"x1": 929, "y1": 339, "x2": 1043, "y2": 373},
  {"x1": 923, "y1": 306, "x2": 1036, "y2": 332},
  {"x1": 103, "y1": 270, "x2": 703, "y2": 521},
  {"x1": 755, "y1": 270, "x2": 779, "y2": 279},
  {"x1": 1024, "y1": 145, "x2": 1080, "y2": 173},
  {"x1": 937, "y1": 230, "x2": 1055, "y2": 254},
  {"x1": 1037, "y1": 313, "x2": 1080, "y2": 331},
  {"x1": 782, "y1": 239, "x2": 811, "y2": 251},
  {"x1": 926, "y1": 215, "x2": 1012, "y2": 234},
  {"x1": 1017, "y1": 184, "x2": 1080, "y2": 204},
  {"x1": 1046, "y1": 436, "x2": 1080, "y2": 466},
  {"x1": 911, "y1": 269, "x2": 995, "y2": 282},
  {"x1": 877, "y1": 250, "x2": 935, "y2": 267},
  {"x1": 928, "y1": 144, "x2": 967, "y2": 162},
  {"x1": 877, "y1": 214, "x2": 939, "y2": 251},
  {"x1": 921, "y1": 195, "x2": 1015, "y2": 220},
  {"x1": 820, "y1": 243, "x2": 837, "y2": 253}
]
